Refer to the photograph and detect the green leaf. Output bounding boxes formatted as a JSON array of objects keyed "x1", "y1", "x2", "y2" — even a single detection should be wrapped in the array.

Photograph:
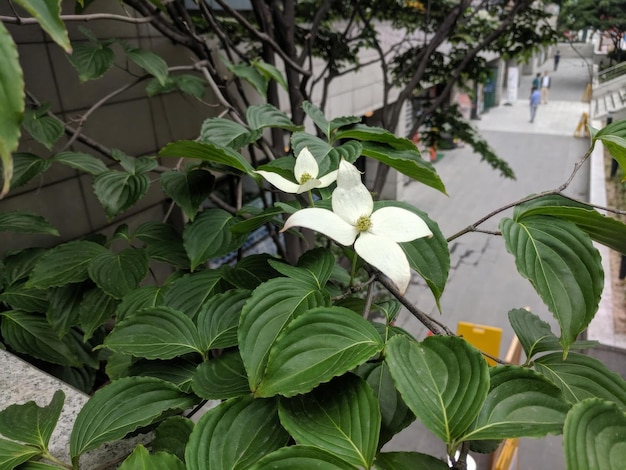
[
  {"x1": 119, "y1": 444, "x2": 185, "y2": 470},
  {"x1": 563, "y1": 398, "x2": 626, "y2": 470},
  {"x1": 159, "y1": 140, "x2": 255, "y2": 176},
  {"x1": 534, "y1": 352, "x2": 626, "y2": 408},
  {"x1": 592, "y1": 119, "x2": 626, "y2": 179},
  {"x1": 229, "y1": 205, "x2": 285, "y2": 235},
  {"x1": 197, "y1": 289, "x2": 249, "y2": 351},
  {"x1": 116, "y1": 285, "x2": 166, "y2": 322},
  {"x1": 360, "y1": 141, "x2": 446, "y2": 194},
  {"x1": 250, "y1": 445, "x2": 355, "y2": 470},
  {"x1": 52, "y1": 151, "x2": 107, "y2": 175},
  {"x1": 67, "y1": 41, "x2": 114, "y2": 81},
  {"x1": 11, "y1": 460, "x2": 59, "y2": 469},
  {"x1": 0, "y1": 310, "x2": 83, "y2": 367},
  {"x1": 28, "y1": 241, "x2": 107, "y2": 288},
  {"x1": 128, "y1": 359, "x2": 197, "y2": 393},
  {"x1": 192, "y1": 350, "x2": 250, "y2": 400},
  {"x1": 384, "y1": 335, "x2": 489, "y2": 445},
  {"x1": 2, "y1": 248, "x2": 46, "y2": 287},
  {"x1": 146, "y1": 74, "x2": 205, "y2": 99},
  {"x1": 225, "y1": 62, "x2": 267, "y2": 97},
  {"x1": 252, "y1": 59, "x2": 288, "y2": 91},
  {"x1": 0, "y1": 390, "x2": 64, "y2": 449},
  {"x1": 333, "y1": 140, "x2": 362, "y2": 164},
  {"x1": 516, "y1": 196, "x2": 626, "y2": 256},
  {"x1": 151, "y1": 416, "x2": 194, "y2": 462},
  {"x1": 22, "y1": 107, "x2": 63, "y2": 150},
  {"x1": 93, "y1": 170, "x2": 150, "y2": 219},
  {"x1": 301, "y1": 101, "x2": 331, "y2": 137},
  {"x1": 256, "y1": 307, "x2": 384, "y2": 397},
  {"x1": 374, "y1": 452, "x2": 450, "y2": 470},
  {"x1": 0, "y1": 439, "x2": 41, "y2": 469},
  {"x1": 0, "y1": 282, "x2": 48, "y2": 313},
  {"x1": 162, "y1": 269, "x2": 222, "y2": 319},
  {"x1": 279, "y1": 374, "x2": 380, "y2": 468},
  {"x1": 246, "y1": 104, "x2": 303, "y2": 132},
  {"x1": 70, "y1": 377, "x2": 198, "y2": 458},
  {"x1": 355, "y1": 362, "x2": 414, "y2": 447},
  {"x1": 185, "y1": 396, "x2": 289, "y2": 470},
  {"x1": 269, "y1": 248, "x2": 335, "y2": 289},
  {"x1": 104, "y1": 307, "x2": 203, "y2": 359},
  {"x1": 199, "y1": 117, "x2": 261, "y2": 149},
  {"x1": 46, "y1": 283, "x2": 87, "y2": 336},
  {"x1": 134, "y1": 221, "x2": 190, "y2": 268},
  {"x1": 160, "y1": 169, "x2": 214, "y2": 221},
  {"x1": 508, "y1": 308, "x2": 597, "y2": 360},
  {"x1": 238, "y1": 278, "x2": 329, "y2": 391},
  {"x1": 221, "y1": 254, "x2": 280, "y2": 289},
  {"x1": 88, "y1": 248, "x2": 149, "y2": 299},
  {"x1": 0, "y1": 211, "x2": 58, "y2": 236},
  {"x1": 461, "y1": 366, "x2": 570, "y2": 441},
  {"x1": 124, "y1": 46, "x2": 169, "y2": 86},
  {"x1": 290, "y1": 133, "x2": 335, "y2": 174},
  {"x1": 183, "y1": 209, "x2": 247, "y2": 270},
  {"x1": 500, "y1": 216, "x2": 604, "y2": 354},
  {"x1": 0, "y1": 22, "x2": 24, "y2": 198},
  {"x1": 79, "y1": 288, "x2": 119, "y2": 341},
  {"x1": 14, "y1": 0, "x2": 71, "y2": 52},
  {"x1": 10, "y1": 153, "x2": 51, "y2": 189},
  {"x1": 334, "y1": 124, "x2": 418, "y2": 150}
]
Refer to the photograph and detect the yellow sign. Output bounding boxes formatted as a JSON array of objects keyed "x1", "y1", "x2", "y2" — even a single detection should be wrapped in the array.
[
  {"x1": 574, "y1": 112, "x2": 589, "y2": 138},
  {"x1": 457, "y1": 321, "x2": 502, "y2": 366}
]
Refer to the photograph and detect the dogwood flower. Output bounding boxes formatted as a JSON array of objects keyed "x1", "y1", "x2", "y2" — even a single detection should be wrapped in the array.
[
  {"x1": 256, "y1": 147, "x2": 338, "y2": 194},
  {"x1": 282, "y1": 159, "x2": 432, "y2": 294}
]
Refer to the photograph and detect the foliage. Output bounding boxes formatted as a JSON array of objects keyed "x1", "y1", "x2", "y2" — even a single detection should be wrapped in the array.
[
  {"x1": 558, "y1": 0, "x2": 626, "y2": 62},
  {"x1": 0, "y1": 2, "x2": 625, "y2": 470}
]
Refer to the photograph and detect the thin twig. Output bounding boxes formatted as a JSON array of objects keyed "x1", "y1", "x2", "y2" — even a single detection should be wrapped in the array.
[
  {"x1": 369, "y1": 268, "x2": 454, "y2": 336},
  {"x1": 447, "y1": 145, "x2": 595, "y2": 242},
  {"x1": 0, "y1": 13, "x2": 157, "y2": 24}
]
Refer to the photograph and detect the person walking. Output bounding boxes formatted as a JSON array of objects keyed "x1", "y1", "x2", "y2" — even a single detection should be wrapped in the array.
[
  {"x1": 529, "y1": 86, "x2": 541, "y2": 123},
  {"x1": 540, "y1": 70, "x2": 551, "y2": 104},
  {"x1": 554, "y1": 50, "x2": 561, "y2": 71},
  {"x1": 532, "y1": 73, "x2": 541, "y2": 91}
]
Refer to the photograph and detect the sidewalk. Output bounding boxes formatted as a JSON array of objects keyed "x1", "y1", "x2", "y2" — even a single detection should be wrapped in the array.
[{"x1": 386, "y1": 57, "x2": 593, "y2": 468}]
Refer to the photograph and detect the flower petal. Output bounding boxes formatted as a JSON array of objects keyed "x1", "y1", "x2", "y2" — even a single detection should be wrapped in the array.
[
  {"x1": 294, "y1": 147, "x2": 319, "y2": 180},
  {"x1": 369, "y1": 207, "x2": 433, "y2": 242},
  {"x1": 256, "y1": 170, "x2": 300, "y2": 193},
  {"x1": 296, "y1": 179, "x2": 321, "y2": 194},
  {"x1": 317, "y1": 169, "x2": 338, "y2": 188},
  {"x1": 332, "y1": 161, "x2": 373, "y2": 224},
  {"x1": 282, "y1": 208, "x2": 358, "y2": 246},
  {"x1": 355, "y1": 232, "x2": 412, "y2": 294}
]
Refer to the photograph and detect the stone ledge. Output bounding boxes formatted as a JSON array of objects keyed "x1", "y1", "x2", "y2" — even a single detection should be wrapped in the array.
[{"x1": 0, "y1": 349, "x2": 150, "y2": 469}]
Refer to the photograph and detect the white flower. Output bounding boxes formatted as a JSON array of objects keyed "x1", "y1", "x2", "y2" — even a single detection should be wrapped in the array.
[
  {"x1": 282, "y1": 160, "x2": 433, "y2": 294},
  {"x1": 256, "y1": 147, "x2": 338, "y2": 194}
]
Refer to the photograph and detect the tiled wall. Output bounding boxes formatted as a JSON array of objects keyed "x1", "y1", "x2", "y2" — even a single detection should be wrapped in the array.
[{"x1": 0, "y1": 1, "x2": 215, "y2": 258}]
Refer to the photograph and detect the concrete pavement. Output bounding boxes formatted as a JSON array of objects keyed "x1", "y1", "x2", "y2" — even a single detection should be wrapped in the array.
[{"x1": 385, "y1": 56, "x2": 594, "y2": 468}]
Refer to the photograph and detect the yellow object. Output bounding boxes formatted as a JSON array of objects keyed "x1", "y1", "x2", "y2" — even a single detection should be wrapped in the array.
[
  {"x1": 457, "y1": 321, "x2": 502, "y2": 366},
  {"x1": 573, "y1": 112, "x2": 589, "y2": 138},
  {"x1": 491, "y1": 438, "x2": 520, "y2": 470}
]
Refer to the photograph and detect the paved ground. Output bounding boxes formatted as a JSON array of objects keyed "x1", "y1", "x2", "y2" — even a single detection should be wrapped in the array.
[{"x1": 384, "y1": 56, "x2": 593, "y2": 469}]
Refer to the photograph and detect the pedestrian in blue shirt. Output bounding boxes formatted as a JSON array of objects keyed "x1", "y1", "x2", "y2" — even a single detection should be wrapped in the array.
[{"x1": 530, "y1": 86, "x2": 541, "y2": 123}]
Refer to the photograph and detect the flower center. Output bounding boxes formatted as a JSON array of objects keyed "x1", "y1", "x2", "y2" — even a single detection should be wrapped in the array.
[
  {"x1": 299, "y1": 172, "x2": 313, "y2": 184},
  {"x1": 355, "y1": 215, "x2": 372, "y2": 232}
]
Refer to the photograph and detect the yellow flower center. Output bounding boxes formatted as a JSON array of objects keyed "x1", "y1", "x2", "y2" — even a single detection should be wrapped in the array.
[
  {"x1": 355, "y1": 215, "x2": 372, "y2": 232},
  {"x1": 299, "y1": 172, "x2": 313, "y2": 184}
]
